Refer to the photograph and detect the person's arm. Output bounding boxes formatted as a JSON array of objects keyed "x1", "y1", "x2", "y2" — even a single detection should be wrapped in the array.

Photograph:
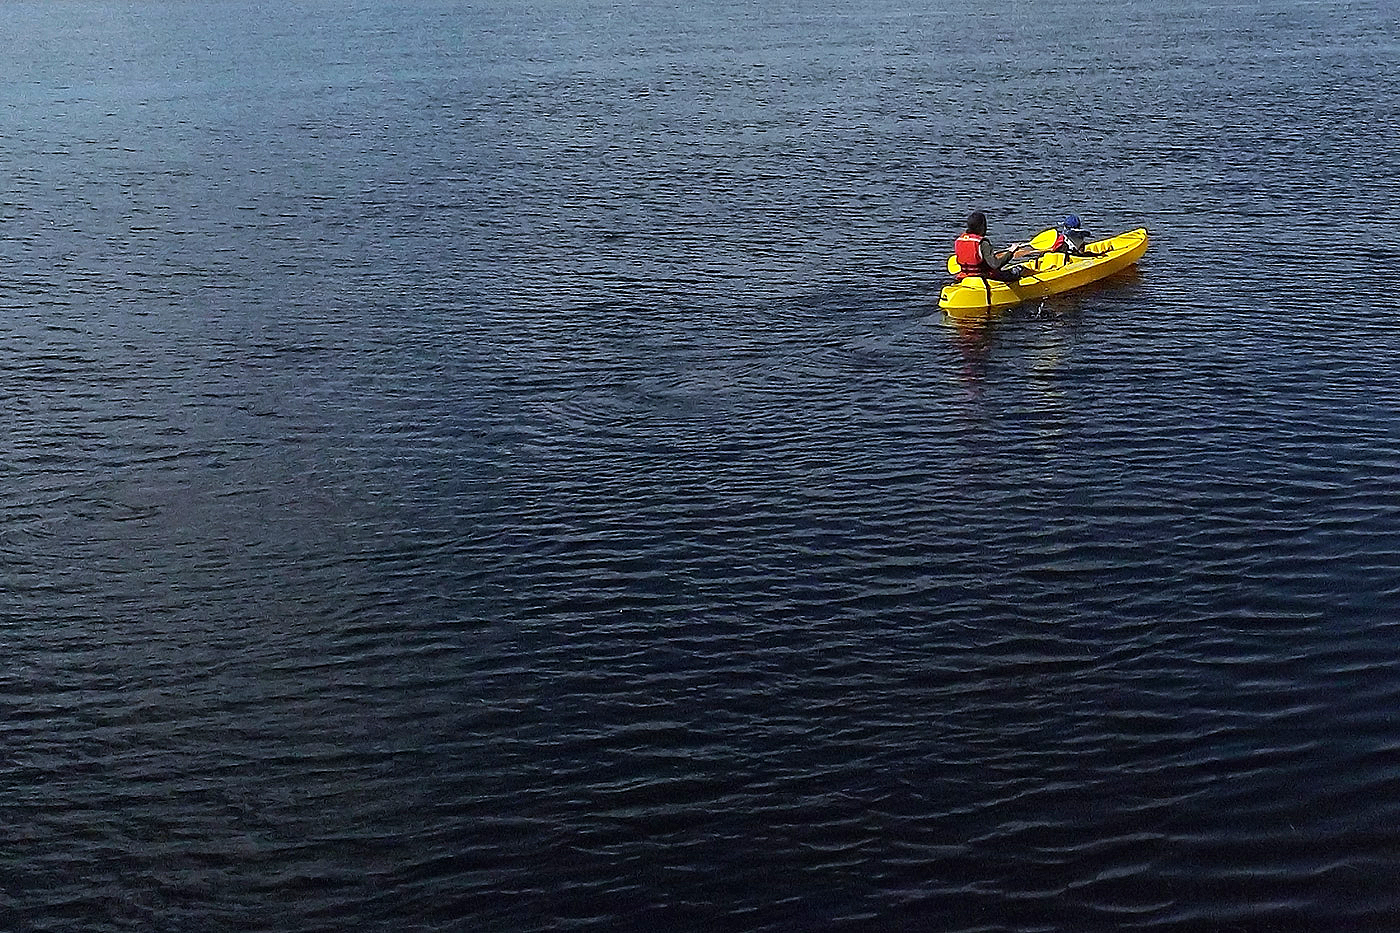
[{"x1": 980, "y1": 238, "x2": 1020, "y2": 270}]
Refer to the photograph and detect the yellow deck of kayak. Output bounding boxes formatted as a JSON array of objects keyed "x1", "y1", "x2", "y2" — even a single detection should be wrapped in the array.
[{"x1": 938, "y1": 227, "x2": 1149, "y2": 318}]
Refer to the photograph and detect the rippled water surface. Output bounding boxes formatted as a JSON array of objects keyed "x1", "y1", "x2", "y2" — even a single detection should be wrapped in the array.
[{"x1": 5, "y1": 0, "x2": 1400, "y2": 929}]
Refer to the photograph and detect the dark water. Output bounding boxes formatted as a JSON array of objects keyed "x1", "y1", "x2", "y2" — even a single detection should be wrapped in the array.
[{"x1": 5, "y1": 0, "x2": 1400, "y2": 929}]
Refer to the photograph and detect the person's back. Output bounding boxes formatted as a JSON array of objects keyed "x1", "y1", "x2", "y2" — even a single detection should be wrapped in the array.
[
  {"x1": 954, "y1": 211, "x2": 1024, "y2": 281},
  {"x1": 953, "y1": 224, "x2": 988, "y2": 279}
]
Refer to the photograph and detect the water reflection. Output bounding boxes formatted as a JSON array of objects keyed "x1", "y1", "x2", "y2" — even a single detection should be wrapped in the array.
[
  {"x1": 948, "y1": 319, "x2": 995, "y2": 401},
  {"x1": 942, "y1": 267, "x2": 1145, "y2": 405},
  {"x1": 944, "y1": 313, "x2": 1075, "y2": 405}
]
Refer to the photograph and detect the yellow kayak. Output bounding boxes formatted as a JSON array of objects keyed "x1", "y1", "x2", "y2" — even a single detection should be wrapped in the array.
[{"x1": 938, "y1": 227, "x2": 1149, "y2": 319}]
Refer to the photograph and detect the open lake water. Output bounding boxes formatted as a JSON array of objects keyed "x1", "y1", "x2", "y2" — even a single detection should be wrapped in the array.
[{"x1": 4, "y1": 0, "x2": 1400, "y2": 929}]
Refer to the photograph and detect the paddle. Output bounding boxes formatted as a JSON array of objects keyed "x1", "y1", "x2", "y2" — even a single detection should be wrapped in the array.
[
  {"x1": 1003, "y1": 228, "x2": 1062, "y2": 276},
  {"x1": 946, "y1": 228, "x2": 1057, "y2": 277},
  {"x1": 1028, "y1": 228, "x2": 1060, "y2": 251},
  {"x1": 1005, "y1": 228, "x2": 1062, "y2": 268},
  {"x1": 1008, "y1": 227, "x2": 1094, "y2": 276}
]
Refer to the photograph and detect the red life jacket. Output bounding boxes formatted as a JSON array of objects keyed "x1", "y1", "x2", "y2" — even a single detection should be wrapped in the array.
[{"x1": 954, "y1": 233, "x2": 988, "y2": 278}]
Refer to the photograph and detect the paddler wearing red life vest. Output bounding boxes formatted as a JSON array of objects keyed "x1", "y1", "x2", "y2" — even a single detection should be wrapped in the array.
[{"x1": 953, "y1": 211, "x2": 1026, "y2": 281}]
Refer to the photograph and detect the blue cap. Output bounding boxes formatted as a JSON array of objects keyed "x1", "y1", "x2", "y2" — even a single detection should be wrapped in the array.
[{"x1": 1064, "y1": 214, "x2": 1081, "y2": 229}]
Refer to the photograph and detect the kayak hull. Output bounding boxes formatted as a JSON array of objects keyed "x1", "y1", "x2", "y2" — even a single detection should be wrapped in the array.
[{"x1": 938, "y1": 227, "x2": 1148, "y2": 318}]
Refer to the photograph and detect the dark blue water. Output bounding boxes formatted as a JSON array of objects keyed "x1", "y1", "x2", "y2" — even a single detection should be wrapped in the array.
[{"x1": 5, "y1": 0, "x2": 1400, "y2": 929}]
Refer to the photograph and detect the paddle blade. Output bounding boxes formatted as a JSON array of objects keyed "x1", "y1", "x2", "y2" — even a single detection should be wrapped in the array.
[
  {"x1": 946, "y1": 254, "x2": 959, "y2": 276},
  {"x1": 1029, "y1": 228, "x2": 1059, "y2": 251}
]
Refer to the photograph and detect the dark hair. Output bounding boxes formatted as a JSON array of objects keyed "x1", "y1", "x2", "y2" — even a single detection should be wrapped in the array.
[{"x1": 966, "y1": 211, "x2": 987, "y2": 235}]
